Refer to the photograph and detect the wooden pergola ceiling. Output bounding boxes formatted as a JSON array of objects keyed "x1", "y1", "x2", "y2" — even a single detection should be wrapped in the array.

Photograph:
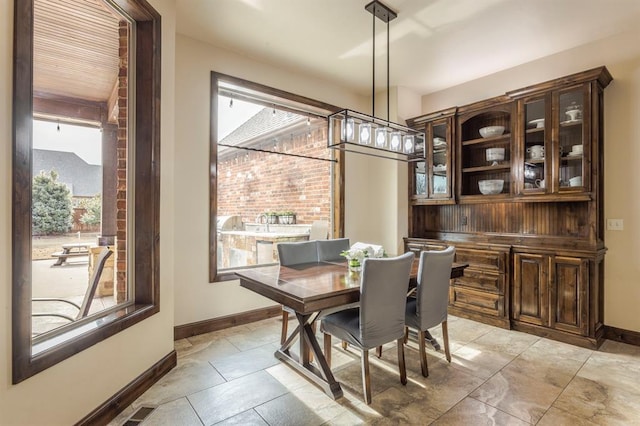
[{"x1": 33, "y1": 0, "x2": 121, "y2": 123}]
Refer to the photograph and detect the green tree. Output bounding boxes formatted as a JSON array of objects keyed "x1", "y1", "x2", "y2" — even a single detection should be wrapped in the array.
[
  {"x1": 32, "y1": 170, "x2": 72, "y2": 235},
  {"x1": 80, "y1": 194, "x2": 102, "y2": 226}
]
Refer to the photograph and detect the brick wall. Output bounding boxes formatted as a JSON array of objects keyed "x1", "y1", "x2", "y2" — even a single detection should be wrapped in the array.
[
  {"x1": 115, "y1": 20, "x2": 128, "y2": 303},
  {"x1": 217, "y1": 127, "x2": 331, "y2": 226}
]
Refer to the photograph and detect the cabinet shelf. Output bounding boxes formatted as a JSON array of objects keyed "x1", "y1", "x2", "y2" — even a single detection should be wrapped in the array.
[
  {"x1": 462, "y1": 164, "x2": 511, "y2": 173},
  {"x1": 462, "y1": 135, "x2": 510, "y2": 146},
  {"x1": 526, "y1": 128, "x2": 544, "y2": 134},
  {"x1": 525, "y1": 159, "x2": 545, "y2": 165},
  {"x1": 562, "y1": 155, "x2": 583, "y2": 161}
]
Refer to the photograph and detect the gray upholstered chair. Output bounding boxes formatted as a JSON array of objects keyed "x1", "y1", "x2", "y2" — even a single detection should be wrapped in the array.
[
  {"x1": 317, "y1": 238, "x2": 350, "y2": 262},
  {"x1": 321, "y1": 251, "x2": 415, "y2": 404},
  {"x1": 404, "y1": 246, "x2": 455, "y2": 377},
  {"x1": 277, "y1": 240, "x2": 319, "y2": 266},
  {"x1": 276, "y1": 241, "x2": 319, "y2": 344}
]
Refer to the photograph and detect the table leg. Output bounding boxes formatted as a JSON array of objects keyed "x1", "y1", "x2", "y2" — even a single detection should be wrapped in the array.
[
  {"x1": 53, "y1": 248, "x2": 70, "y2": 266},
  {"x1": 275, "y1": 312, "x2": 343, "y2": 400}
]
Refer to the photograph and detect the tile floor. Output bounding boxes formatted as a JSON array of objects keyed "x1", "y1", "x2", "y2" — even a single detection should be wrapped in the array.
[{"x1": 109, "y1": 316, "x2": 640, "y2": 425}]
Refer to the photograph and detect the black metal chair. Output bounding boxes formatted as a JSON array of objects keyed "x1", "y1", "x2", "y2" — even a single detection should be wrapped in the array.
[{"x1": 33, "y1": 247, "x2": 113, "y2": 323}]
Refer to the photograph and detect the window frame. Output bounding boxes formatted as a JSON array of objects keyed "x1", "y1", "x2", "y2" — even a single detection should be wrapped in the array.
[
  {"x1": 209, "y1": 72, "x2": 345, "y2": 282},
  {"x1": 12, "y1": 0, "x2": 162, "y2": 384}
]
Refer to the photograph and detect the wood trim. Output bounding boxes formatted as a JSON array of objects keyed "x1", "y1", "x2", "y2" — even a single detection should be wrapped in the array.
[
  {"x1": 512, "y1": 320, "x2": 603, "y2": 349},
  {"x1": 208, "y1": 71, "x2": 344, "y2": 283},
  {"x1": 604, "y1": 325, "x2": 640, "y2": 347},
  {"x1": 33, "y1": 93, "x2": 106, "y2": 124},
  {"x1": 12, "y1": 0, "x2": 162, "y2": 384},
  {"x1": 76, "y1": 350, "x2": 177, "y2": 426},
  {"x1": 174, "y1": 306, "x2": 282, "y2": 340}
]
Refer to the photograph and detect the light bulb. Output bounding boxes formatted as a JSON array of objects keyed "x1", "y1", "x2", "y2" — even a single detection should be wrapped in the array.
[
  {"x1": 375, "y1": 127, "x2": 387, "y2": 148},
  {"x1": 359, "y1": 123, "x2": 371, "y2": 145},
  {"x1": 229, "y1": 98, "x2": 233, "y2": 108},
  {"x1": 403, "y1": 135, "x2": 414, "y2": 154},
  {"x1": 390, "y1": 132, "x2": 401, "y2": 151},
  {"x1": 342, "y1": 118, "x2": 355, "y2": 142}
]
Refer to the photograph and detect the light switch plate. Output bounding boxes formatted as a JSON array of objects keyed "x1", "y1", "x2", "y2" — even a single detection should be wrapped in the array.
[{"x1": 607, "y1": 219, "x2": 624, "y2": 231}]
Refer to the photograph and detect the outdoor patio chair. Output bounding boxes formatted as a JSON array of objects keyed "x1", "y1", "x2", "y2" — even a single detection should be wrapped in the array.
[{"x1": 32, "y1": 247, "x2": 113, "y2": 323}]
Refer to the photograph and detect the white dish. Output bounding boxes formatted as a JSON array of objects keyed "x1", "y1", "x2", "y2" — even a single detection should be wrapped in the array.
[
  {"x1": 528, "y1": 118, "x2": 545, "y2": 128},
  {"x1": 566, "y1": 152, "x2": 582, "y2": 157},
  {"x1": 433, "y1": 164, "x2": 446, "y2": 172},
  {"x1": 433, "y1": 139, "x2": 447, "y2": 148},
  {"x1": 479, "y1": 126, "x2": 505, "y2": 138},
  {"x1": 561, "y1": 119, "x2": 582, "y2": 125},
  {"x1": 478, "y1": 179, "x2": 504, "y2": 195}
]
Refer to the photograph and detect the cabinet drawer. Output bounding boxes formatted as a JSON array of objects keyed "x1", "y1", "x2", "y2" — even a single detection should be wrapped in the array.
[
  {"x1": 454, "y1": 270, "x2": 504, "y2": 294},
  {"x1": 455, "y1": 248, "x2": 506, "y2": 272},
  {"x1": 406, "y1": 242, "x2": 449, "y2": 255},
  {"x1": 449, "y1": 286, "x2": 503, "y2": 317}
]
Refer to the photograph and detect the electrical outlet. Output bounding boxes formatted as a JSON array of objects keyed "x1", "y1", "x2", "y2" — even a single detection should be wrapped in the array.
[{"x1": 607, "y1": 219, "x2": 624, "y2": 231}]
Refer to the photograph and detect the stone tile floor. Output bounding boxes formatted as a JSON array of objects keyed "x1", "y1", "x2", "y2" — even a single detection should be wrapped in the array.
[{"x1": 109, "y1": 316, "x2": 640, "y2": 425}]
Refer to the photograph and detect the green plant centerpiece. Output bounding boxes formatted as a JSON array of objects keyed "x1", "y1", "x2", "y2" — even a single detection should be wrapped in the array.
[{"x1": 340, "y1": 244, "x2": 386, "y2": 273}]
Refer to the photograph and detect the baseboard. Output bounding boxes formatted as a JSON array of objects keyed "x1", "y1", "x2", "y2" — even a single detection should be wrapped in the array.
[
  {"x1": 604, "y1": 325, "x2": 640, "y2": 347},
  {"x1": 174, "y1": 305, "x2": 282, "y2": 340},
  {"x1": 76, "y1": 350, "x2": 177, "y2": 426}
]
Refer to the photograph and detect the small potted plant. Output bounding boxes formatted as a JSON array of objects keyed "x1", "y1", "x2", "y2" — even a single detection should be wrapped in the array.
[{"x1": 265, "y1": 211, "x2": 278, "y2": 224}]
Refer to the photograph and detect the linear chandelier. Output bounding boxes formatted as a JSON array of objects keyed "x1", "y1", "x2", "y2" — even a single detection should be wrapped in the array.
[{"x1": 327, "y1": 0, "x2": 425, "y2": 161}]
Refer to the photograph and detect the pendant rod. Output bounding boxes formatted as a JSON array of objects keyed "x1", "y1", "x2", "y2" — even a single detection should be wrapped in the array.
[
  {"x1": 387, "y1": 17, "x2": 390, "y2": 123},
  {"x1": 218, "y1": 143, "x2": 337, "y2": 163},
  {"x1": 372, "y1": 9, "x2": 375, "y2": 118}
]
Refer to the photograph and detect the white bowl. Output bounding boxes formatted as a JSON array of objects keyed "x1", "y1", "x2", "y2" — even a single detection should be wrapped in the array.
[
  {"x1": 479, "y1": 126, "x2": 505, "y2": 138},
  {"x1": 486, "y1": 147, "x2": 505, "y2": 162},
  {"x1": 478, "y1": 179, "x2": 504, "y2": 195}
]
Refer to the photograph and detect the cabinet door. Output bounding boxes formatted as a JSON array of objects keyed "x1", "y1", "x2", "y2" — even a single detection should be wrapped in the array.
[
  {"x1": 555, "y1": 85, "x2": 590, "y2": 193},
  {"x1": 513, "y1": 253, "x2": 549, "y2": 326},
  {"x1": 458, "y1": 105, "x2": 513, "y2": 200},
  {"x1": 411, "y1": 116, "x2": 454, "y2": 202},
  {"x1": 549, "y1": 255, "x2": 588, "y2": 335},
  {"x1": 520, "y1": 95, "x2": 550, "y2": 194}
]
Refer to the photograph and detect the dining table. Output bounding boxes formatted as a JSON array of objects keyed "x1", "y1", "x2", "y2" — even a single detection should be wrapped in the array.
[{"x1": 236, "y1": 258, "x2": 468, "y2": 400}]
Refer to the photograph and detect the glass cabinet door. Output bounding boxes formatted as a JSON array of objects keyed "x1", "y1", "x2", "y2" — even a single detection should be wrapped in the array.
[
  {"x1": 412, "y1": 132, "x2": 427, "y2": 198},
  {"x1": 429, "y1": 121, "x2": 451, "y2": 198},
  {"x1": 410, "y1": 116, "x2": 453, "y2": 202},
  {"x1": 523, "y1": 97, "x2": 547, "y2": 192},
  {"x1": 558, "y1": 87, "x2": 586, "y2": 191}
]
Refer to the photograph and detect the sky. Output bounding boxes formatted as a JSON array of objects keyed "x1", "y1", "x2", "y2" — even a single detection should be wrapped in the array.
[
  {"x1": 33, "y1": 120, "x2": 102, "y2": 165},
  {"x1": 32, "y1": 96, "x2": 260, "y2": 165},
  {"x1": 218, "y1": 95, "x2": 263, "y2": 139}
]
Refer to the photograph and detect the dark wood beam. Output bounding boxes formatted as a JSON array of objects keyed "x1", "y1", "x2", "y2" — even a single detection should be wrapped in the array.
[{"x1": 33, "y1": 91, "x2": 106, "y2": 124}]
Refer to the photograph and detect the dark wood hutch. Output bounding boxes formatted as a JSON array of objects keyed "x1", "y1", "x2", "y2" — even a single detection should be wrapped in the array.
[{"x1": 405, "y1": 67, "x2": 612, "y2": 349}]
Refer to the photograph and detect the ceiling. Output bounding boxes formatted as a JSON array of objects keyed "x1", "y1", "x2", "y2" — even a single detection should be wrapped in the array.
[
  {"x1": 176, "y1": 0, "x2": 640, "y2": 96},
  {"x1": 34, "y1": 0, "x2": 120, "y2": 103}
]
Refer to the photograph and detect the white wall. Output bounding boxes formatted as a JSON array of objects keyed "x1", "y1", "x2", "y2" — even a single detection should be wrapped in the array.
[
  {"x1": 419, "y1": 26, "x2": 640, "y2": 332},
  {"x1": 0, "y1": 0, "x2": 177, "y2": 424}
]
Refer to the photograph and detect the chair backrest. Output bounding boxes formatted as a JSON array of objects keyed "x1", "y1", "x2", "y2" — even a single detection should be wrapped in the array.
[
  {"x1": 415, "y1": 246, "x2": 455, "y2": 330},
  {"x1": 359, "y1": 251, "x2": 414, "y2": 349},
  {"x1": 317, "y1": 238, "x2": 350, "y2": 262},
  {"x1": 308, "y1": 220, "x2": 329, "y2": 240},
  {"x1": 277, "y1": 241, "x2": 319, "y2": 266},
  {"x1": 77, "y1": 247, "x2": 113, "y2": 319}
]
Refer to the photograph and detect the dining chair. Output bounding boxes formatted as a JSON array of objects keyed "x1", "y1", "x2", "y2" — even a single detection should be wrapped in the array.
[
  {"x1": 308, "y1": 220, "x2": 329, "y2": 240},
  {"x1": 276, "y1": 241, "x2": 319, "y2": 344},
  {"x1": 404, "y1": 246, "x2": 455, "y2": 377},
  {"x1": 321, "y1": 251, "x2": 414, "y2": 404},
  {"x1": 317, "y1": 238, "x2": 350, "y2": 262}
]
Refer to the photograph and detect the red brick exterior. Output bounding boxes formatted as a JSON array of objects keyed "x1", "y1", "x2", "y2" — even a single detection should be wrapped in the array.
[
  {"x1": 217, "y1": 127, "x2": 331, "y2": 226},
  {"x1": 115, "y1": 20, "x2": 128, "y2": 303}
]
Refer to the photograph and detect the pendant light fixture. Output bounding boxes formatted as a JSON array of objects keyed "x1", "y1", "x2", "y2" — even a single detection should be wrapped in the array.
[{"x1": 327, "y1": 0, "x2": 424, "y2": 161}]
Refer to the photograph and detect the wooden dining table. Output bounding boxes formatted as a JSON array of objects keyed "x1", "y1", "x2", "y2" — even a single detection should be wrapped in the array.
[{"x1": 236, "y1": 258, "x2": 468, "y2": 400}]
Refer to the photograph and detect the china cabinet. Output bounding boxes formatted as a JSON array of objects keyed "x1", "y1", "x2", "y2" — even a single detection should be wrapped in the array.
[{"x1": 405, "y1": 66, "x2": 612, "y2": 348}]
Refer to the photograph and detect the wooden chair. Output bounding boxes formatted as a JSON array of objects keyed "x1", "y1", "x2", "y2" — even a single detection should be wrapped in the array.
[
  {"x1": 33, "y1": 248, "x2": 113, "y2": 323},
  {"x1": 321, "y1": 251, "x2": 414, "y2": 404},
  {"x1": 404, "y1": 246, "x2": 455, "y2": 377}
]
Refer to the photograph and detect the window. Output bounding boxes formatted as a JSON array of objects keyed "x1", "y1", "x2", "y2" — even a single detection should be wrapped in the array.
[
  {"x1": 209, "y1": 73, "x2": 345, "y2": 281},
  {"x1": 12, "y1": 0, "x2": 161, "y2": 384}
]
